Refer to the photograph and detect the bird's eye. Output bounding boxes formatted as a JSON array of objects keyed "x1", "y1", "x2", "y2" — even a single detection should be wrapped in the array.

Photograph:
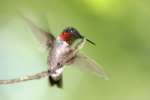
[{"x1": 70, "y1": 30, "x2": 73, "y2": 33}]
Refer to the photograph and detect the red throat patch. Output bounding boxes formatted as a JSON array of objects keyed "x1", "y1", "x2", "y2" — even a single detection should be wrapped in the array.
[{"x1": 59, "y1": 32, "x2": 72, "y2": 43}]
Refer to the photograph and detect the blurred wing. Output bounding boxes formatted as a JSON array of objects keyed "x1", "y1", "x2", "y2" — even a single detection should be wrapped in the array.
[
  {"x1": 21, "y1": 15, "x2": 55, "y2": 48},
  {"x1": 71, "y1": 53, "x2": 109, "y2": 80}
]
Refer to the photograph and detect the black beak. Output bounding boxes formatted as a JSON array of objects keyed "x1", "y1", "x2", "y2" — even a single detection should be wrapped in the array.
[
  {"x1": 86, "y1": 38, "x2": 96, "y2": 45},
  {"x1": 79, "y1": 35, "x2": 95, "y2": 45}
]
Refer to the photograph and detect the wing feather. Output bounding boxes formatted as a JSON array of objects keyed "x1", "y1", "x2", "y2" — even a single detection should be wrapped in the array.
[
  {"x1": 70, "y1": 53, "x2": 109, "y2": 80},
  {"x1": 21, "y1": 14, "x2": 55, "y2": 48}
]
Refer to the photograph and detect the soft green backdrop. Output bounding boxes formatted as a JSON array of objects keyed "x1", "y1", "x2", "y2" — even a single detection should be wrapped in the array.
[{"x1": 0, "y1": 0, "x2": 150, "y2": 100}]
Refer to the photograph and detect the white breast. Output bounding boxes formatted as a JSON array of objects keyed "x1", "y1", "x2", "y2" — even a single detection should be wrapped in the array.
[
  {"x1": 49, "y1": 39, "x2": 70, "y2": 69},
  {"x1": 48, "y1": 39, "x2": 70, "y2": 79}
]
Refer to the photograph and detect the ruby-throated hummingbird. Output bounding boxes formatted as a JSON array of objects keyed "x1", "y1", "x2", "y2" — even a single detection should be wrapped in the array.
[{"x1": 22, "y1": 15, "x2": 108, "y2": 88}]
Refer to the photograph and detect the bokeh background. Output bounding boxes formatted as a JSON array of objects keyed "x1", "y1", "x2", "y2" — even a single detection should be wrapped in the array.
[{"x1": 0, "y1": 0, "x2": 150, "y2": 100}]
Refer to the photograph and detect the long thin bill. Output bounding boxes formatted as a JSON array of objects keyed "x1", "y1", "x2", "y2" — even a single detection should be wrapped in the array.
[{"x1": 86, "y1": 38, "x2": 96, "y2": 45}]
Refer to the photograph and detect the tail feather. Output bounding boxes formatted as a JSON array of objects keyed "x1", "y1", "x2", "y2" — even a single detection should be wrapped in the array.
[{"x1": 49, "y1": 75, "x2": 63, "y2": 88}]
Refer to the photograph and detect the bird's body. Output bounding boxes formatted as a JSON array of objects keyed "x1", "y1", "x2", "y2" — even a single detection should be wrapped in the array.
[{"x1": 47, "y1": 38, "x2": 74, "y2": 88}]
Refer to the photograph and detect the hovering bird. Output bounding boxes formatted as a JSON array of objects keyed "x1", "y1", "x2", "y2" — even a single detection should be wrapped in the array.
[{"x1": 22, "y1": 15, "x2": 108, "y2": 88}]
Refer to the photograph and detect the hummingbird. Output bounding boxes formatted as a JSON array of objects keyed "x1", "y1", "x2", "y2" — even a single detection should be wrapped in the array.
[{"x1": 22, "y1": 15, "x2": 108, "y2": 88}]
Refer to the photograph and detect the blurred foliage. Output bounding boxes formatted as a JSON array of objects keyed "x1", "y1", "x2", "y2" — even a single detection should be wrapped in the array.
[{"x1": 0, "y1": 0, "x2": 150, "y2": 100}]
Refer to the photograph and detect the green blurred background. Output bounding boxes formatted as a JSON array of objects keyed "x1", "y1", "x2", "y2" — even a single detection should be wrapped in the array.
[{"x1": 0, "y1": 0, "x2": 150, "y2": 100}]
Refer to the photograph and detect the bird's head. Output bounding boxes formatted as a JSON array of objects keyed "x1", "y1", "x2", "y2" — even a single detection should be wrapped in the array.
[{"x1": 59, "y1": 27, "x2": 95, "y2": 45}]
